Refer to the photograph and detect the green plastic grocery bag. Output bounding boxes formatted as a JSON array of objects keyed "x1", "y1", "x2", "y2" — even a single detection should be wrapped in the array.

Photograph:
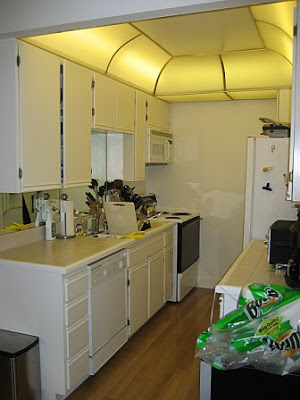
[{"x1": 195, "y1": 283, "x2": 300, "y2": 375}]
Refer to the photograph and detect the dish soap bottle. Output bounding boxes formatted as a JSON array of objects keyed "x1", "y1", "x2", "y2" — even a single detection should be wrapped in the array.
[{"x1": 45, "y1": 205, "x2": 56, "y2": 240}]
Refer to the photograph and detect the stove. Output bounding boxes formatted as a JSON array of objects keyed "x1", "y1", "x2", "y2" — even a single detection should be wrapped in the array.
[
  {"x1": 153, "y1": 211, "x2": 199, "y2": 223},
  {"x1": 154, "y1": 209, "x2": 201, "y2": 302}
]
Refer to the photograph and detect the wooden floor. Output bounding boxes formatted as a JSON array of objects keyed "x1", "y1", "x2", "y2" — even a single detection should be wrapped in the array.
[{"x1": 68, "y1": 288, "x2": 218, "y2": 400}]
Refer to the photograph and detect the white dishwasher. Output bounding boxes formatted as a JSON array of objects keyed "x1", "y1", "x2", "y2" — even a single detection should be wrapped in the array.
[{"x1": 88, "y1": 249, "x2": 128, "y2": 375}]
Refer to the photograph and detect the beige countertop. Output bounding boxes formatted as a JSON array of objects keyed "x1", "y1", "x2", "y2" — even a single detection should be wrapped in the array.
[
  {"x1": 0, "y1": 220, "x2": 175, "y2": 274},
  {"x1": 215, "y1": 240, "x2": 287, "y2": 297}
]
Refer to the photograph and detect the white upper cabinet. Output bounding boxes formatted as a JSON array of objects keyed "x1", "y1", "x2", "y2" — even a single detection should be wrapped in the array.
[
  {"x1": 94, "y1": 74, "x2": 135, "y2": 134},
  {"x1": 63, "y1": 60, "x2": 93, "y2": 187},
  {"x1": 146, "y1": 94, "x2": 170, "y2": 132},
  {"x1": 0, "y1": 39, "x2": 61, "y2": 193},
  {"x1": 117, "y1": 82, "x2": 135, "y2": 134},
  {"x1": 159, "y1": 99, "x2": 170, "y2": 133},
  {"x1": 93, "y1": 73, "x2": 117, "y2": 131},
  {"x1": 146, "y1": 95, "x2": 160, "y2": 128},
  {"x1": 135, "y1": 90, "x2": 147, "y2": 181}
]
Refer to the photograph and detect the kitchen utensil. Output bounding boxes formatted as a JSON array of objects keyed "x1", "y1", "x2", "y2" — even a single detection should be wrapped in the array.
[
  {"x1": 112, "y1": 179, "x2": 123, "y2": 190},
  {"x1": 131, "y1": 194, "x2": 143, "y2": 210},
  {"x1": 103, "y1": 202, "x2": 138, "y2": 235},
  {"x1": 86, "y1": 192, "x2": 96, "y2": 203},
  {"x1": 141, "y1": 199, "x2": 157, "y2": 217}
]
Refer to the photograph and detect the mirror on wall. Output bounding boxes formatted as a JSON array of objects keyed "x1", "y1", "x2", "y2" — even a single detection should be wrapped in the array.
[
  {"x1": 91, "y1": 129, "x2": 107, "y2": 182},
  {"x1": 0, "y1": 190, "x2": 59, "y2": 233}
]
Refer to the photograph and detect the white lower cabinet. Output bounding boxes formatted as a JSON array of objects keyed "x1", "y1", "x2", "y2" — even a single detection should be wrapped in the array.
[
  {"x1": 127, "y1": 228, "x2": 173, "y2": 336},
  {"x1": 127, "y1": 260, "x2": 149, "y2": 335},
  {"x1": 164, "y1": 229, "x2": 174, "y2": 302},
  {"x1": 164, "y1": 245, "x2": 173, "y2": 302},
  {"x1": 149, "y1": 251, "x2": 164, "y2": 317},
  {"x1": 64, "y1": 270, "x2": 89, "y2": 393}
]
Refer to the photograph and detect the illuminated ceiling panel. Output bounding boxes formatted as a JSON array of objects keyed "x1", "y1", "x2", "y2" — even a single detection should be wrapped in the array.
[
  {"x1": 256, "y1": 21, "x2": 293, "y2": 63},
  {"x1": 223, "y1": 50, "x2": 292, "y2": 91},
  {"x1": 107, "y1": 35, "x2": 171, "y2": 93},
  {"x1": 227, "y1": 90, "x2": 278, "y2": 100},
  {"x1": 156, "y1": 56, "x2": 224, "y2": 95},
  {"x1": 158, "y1": 93, "x2": 231, "y2": 102},
  {"x1": 251, "y1": 1, "x2": 296, "y2": 38},
  {"x1": 132, "y1": 7, "x2": 263, "y2": 56},
  {"x1": 24, "y1": 24, "x2": 140, "y2": 73},
  {"x1": 22, "y1": 1, "x2": 296, "y2": 102}
]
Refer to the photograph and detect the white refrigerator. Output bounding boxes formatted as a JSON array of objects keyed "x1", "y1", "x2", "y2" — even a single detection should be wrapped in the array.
[{"x1": 243, "y1": 136, "x2": 297, "y2": 248}]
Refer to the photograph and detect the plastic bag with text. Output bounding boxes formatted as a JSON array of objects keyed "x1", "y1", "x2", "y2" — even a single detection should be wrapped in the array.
[{"x1": 195, "y1": 283, "x2": 300, "y2": 375}]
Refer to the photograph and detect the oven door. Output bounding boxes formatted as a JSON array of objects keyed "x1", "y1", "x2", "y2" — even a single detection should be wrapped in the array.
[{"x1": 177, "y1": 217, "x2": 200, "y2": 273}]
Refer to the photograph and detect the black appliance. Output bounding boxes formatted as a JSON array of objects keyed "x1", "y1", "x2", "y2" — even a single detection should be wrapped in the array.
[
  {"x1": 177, "y1": 216, "x2": 200, "y2": 274},
  {"x1": 285, "y1": 212, "x2": 300, "y2": 287},
  {"x1": 268, "y1": 220, "x2": 296, "y2": 266}
]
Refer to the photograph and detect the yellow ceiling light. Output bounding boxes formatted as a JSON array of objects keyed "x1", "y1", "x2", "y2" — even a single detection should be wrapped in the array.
[
  {"x1": 223, "y1": 50, "x2": 292, "y2": 91},
  {"x1": 256, "y1": 21, "x2": 293, "y2": 63},
  {"x1": 251, "y1": 1, "x2": 296, "y2": 38},
  {"x1": 133, "y1": 7, "x2": 263, "y2": 56},
  {"x1": 107, "y1": 35, "x2": 171, "y2": 93},
  {"x1": 227, "y1": 90, "x2": 278, "y2": 100},
  {"x1": 22, "y1": 1, "x2": 295, "y2": 102},
  {"x1": 158, "y1": 93, "x2": 231, "y2": 102},
  {"x1": 156, "y1": 56, "x2": 224, "y2": 95},
  {"x1": 24, "y1": 24, "x2": 140, "y2": 73}
]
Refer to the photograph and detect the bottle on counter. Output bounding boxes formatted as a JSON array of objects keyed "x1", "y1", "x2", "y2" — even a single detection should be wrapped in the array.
[{"x1": 45, "y1": 206, "x2": 56, "y2": 241}]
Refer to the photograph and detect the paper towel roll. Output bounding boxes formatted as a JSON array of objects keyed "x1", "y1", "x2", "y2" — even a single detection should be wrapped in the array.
[{"x1": 60, "y1": 199, "x2": 75, "y2": 237}]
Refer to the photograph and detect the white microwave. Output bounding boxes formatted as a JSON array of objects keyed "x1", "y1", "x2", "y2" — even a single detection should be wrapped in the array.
[{"x1": 146, "y1": 129, "x2": 173, "y2": 165}]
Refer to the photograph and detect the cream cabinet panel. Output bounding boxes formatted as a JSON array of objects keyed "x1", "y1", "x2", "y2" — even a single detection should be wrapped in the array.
[
  {"x1": 63, "y1": 60, "x2": 93, "y2": 187},
  {"x1": 20, "y1": 42, "x2": 61, "y2": 191},
  {"x1": 164, "y1": 245, "x2": 173, "y2": 302},
  {"x1": 63, "y1": 270, "x2": 89, "y2": 393},
  {"x1": 135, "y1": 90, "x2": 146, "y2": 181},
  {"x1": 127, "y1": 261, "x2": 148, "y2": 336},
  {"x1": 94, "y1": 73, "x2": 117, "y2": 130},
  {"x1": 159, "y1": 99, "x2": 170, "y2": 133},
  {"x1": 0, "y1": 39, "x2": 61, "y2": 193},
  {"x1": 146, "y1": 95, "x2": 170, "y2": 132},
  {"x1": 149, "y1": 251, "x2": 164, "y2": 318},
  {"x1": 117, "y1": 82, "x2": 135, "y2": 134},
  {"x1": 146, "y1": 95, "x2": 160, "y2": 128}
]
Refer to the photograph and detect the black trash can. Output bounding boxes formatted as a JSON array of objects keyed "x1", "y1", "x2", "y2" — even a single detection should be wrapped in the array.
[{"x1": 0, "y1": 329, "x2": 41, "y2": 399}]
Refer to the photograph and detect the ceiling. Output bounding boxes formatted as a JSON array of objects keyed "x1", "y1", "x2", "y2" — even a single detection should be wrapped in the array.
[{"x1": 23, "y1": 1, "x2": 296, "y2": 102}]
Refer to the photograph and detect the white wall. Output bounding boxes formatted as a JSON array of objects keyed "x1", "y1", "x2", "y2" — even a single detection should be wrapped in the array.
[{"x1": 146, "y1": 99, "x2": 277, "y2": 288}]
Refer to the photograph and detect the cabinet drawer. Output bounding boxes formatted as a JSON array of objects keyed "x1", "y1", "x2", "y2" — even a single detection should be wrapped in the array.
[
  {"x1": 66, "y1": 317, "x2": 89, "y2": 359},
  {"x1": 64, "y1": 271, "x2": 88, "y2": 302},
  {"x1": 128, "y1": 236, "x2": 163, "y2": 267},
  {"x1": 67, "y1": 346, "x2": 89, "y2": 391},
  {"x1": 65, "y1": 295, "x2": 88, "y2": 327},
  {"x1": 164, "y1": 231, "x2": 173, "y2": 247}
]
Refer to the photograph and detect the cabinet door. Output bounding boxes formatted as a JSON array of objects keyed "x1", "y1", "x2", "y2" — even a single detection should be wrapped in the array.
[
  {"x1": 164, "y1": 246, "x2": 173, "y2": 302},
  {"x1": 94, "y1": 73, "x2": 117, "y2": 130},
  {"x1": 19, "y1": 42, "x2": 61, "y2": 191},
  {"x1": 63, "y1": 60, "x2": 93, "y2": 187},
  {"x1": 149, "y1": 251, "x2": 164, "y2": 317},
  {"x1": 146, "y1": 95, "x2": 159, "y2": 128},
  {"x1": 159, "y1": 99, "x2": 170, "y2": 133},
  {"x1": 117, "y1": 82, "x2": 135, "y2": 134},
  {"x1": 135, "y1": 91, "x2": 146, "y2": 181},
  {"x1": 128, "y1": 261, "x2": 148, "y2": 336}
]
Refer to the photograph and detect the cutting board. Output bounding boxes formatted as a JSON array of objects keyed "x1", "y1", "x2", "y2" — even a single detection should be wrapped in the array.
[{"x1": 104, "y1": 202, "x2": 138, "y2": 235}]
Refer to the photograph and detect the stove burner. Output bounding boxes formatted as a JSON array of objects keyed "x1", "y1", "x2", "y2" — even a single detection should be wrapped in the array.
[
  {"x1": 172, "y1": 212, "x2": 191, "y2": 216},
  {"x1": 165, "y1": 216, "x2": 181, "y2": 220}
]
